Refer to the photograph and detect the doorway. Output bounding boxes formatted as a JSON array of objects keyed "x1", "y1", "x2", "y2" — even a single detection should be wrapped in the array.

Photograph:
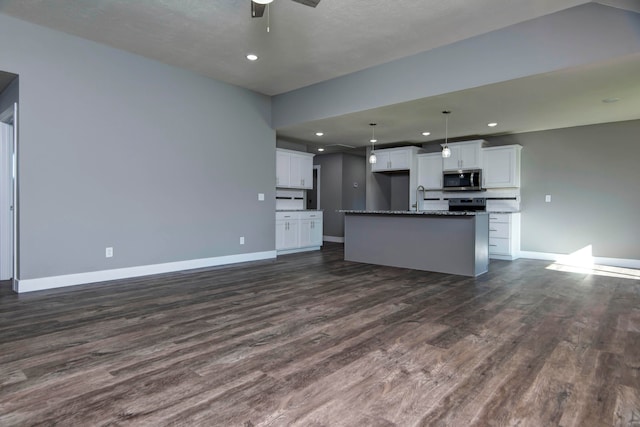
[
  {"x1": 307, "y1": 165, "x2": 321, "y2": 210},
  {"x1": 0, "y1": 103, "x2": 16, "y2": 283}
]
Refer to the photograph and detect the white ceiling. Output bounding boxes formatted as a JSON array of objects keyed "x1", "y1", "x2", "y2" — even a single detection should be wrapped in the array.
[{"x1": 1, "y1": 0, "x2": 639, "y2": 150}]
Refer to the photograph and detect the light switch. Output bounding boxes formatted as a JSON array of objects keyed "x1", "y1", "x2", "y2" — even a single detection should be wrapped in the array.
[
  {"x1": 258, "y1": 193, "x2": 265, "y2": 201},
  {"x1": 545, "y1": 195, "x2": 551, "y2": 203}
]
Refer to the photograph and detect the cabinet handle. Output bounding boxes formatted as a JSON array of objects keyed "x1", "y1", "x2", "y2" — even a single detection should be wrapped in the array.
[
  {"x1": 489, "y1": 244, "x2": 497, "y2": 247},
  {"x1": 490, "y1": 229, "x2": 498, "y2": 232}
]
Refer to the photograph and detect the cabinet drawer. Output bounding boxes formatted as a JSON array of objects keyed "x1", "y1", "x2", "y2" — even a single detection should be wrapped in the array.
[
  {"x1": 276, "y1": 211, "x2": 300, "y2": 221},
  {"x1": 488, "y1": 213, "x2": 511, "y2": 223},
  {"x1": 299, "y1": 211, "x2": 323, "y2": 220},
  {"x1": 489, "y1": 221, "x2": 510, "y2": 238},
  {"x1": 489, "y1": 237, "x2": 511, "y2": 255}
]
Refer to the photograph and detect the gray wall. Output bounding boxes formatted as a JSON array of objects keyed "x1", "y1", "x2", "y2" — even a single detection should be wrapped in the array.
[
  {"x1": 314, "y1": 152, "x2": 366, "y2": 238},
  {"x1": 0, "y1": 75, "x2": 18, "y2": 114},
  {"x1": 341, "y1": 154, "x2": 366, "y2": 211},
  {"x1": 314, "y1": 153, "x2": 343, "y2": 237},
  {"x1": 488, "y1": 119, "x2": 640, "y2": 259},
  {"x1": 0, "y1": 14, "x2": 275, "y2": 280}
]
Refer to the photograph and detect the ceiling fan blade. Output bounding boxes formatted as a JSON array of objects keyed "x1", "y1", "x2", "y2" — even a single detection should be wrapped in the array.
[
  {"x1": 251, "y1": 1, "x2": 266, "y2": 18},
  {"x1": 291, "y1": 0, "x2": 320, "y2": 7}
]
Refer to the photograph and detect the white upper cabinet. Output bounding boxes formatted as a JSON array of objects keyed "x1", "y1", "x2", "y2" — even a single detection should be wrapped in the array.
[
  {"x1": 442, "y1": 140, "x2": 483, "y2": 171},
  {"x1": 276, "y1": 150, "x2": 291, "y2": 187},
  {"x1": 482, "y1": 145, "x2": 522, "y2": 188},
  {"x1": 371, "y1": 147, "x2": 419, "y2": 172},
  {"x1": 417, "y1": 153, "x2": 443, "y2": 190},
  {"x1": 276, "y1": 149, "x2": 314, "y2": 189}
]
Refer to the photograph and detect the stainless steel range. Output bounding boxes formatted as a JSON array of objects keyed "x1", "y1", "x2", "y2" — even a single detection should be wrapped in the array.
[{"x1": 448, "y1": 198, "x2": 486, "y2": 212}]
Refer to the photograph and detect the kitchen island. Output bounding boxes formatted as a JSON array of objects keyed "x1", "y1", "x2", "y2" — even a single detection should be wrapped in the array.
[{"x1": 341, "y1": 210, "x2": 489, "y2": 277}]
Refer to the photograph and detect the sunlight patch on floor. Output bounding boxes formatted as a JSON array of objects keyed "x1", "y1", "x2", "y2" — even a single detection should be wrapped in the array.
[{"x1": 545, "y1": 245, "x2": 640, "y2": 280}]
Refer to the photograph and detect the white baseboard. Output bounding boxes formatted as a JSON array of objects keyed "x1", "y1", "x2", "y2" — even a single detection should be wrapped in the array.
[
  {"x1": 519, "y1": 251, "x2": 640, "y2": 269},
  {"x1": 323, "y1": 235, "x2": 344, "y2": 243},
  {"x1": 14, "y1": 250, "x2": 277, "y2": 293},
  {"x1": 276, "y1": 246, "x2": 321, "y2": 255}
]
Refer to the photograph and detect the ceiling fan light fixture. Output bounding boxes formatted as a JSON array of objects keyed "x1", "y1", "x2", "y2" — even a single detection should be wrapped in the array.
[{"x1": 253, "y1": 0, "x2": 273, "y2": 4}]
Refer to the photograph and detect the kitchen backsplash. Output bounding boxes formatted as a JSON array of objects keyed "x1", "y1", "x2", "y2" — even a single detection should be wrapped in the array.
[
  {"x1": 420, "y1": 188, "x2": 521, "y2": 212},
  {"x1": 276, "y1": 189, "x2": 305, "y2": 210}
]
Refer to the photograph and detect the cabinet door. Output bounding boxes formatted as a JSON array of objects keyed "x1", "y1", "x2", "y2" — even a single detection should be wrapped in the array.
[
  {"x1": 483, "y1": 146, "x2": 519, "y2": 188},
  {"x1": 289, "y1": 154, "x2": 314, "y2": 189},
  {"x1": 442, "y1": 146, "x2": 461, "y2": 170},
  {"x1": 275, "y1": 220, "x2": 287, "y2": 250},
  {"x1": 276, "y1": 151, "x2": 291, "y2": 187},
  {"x1": 299, "y1": 212, "x2": 323, "y2": 247},
  {"x1": 300, "y1": 219, "x2": 323, "y2": 247},
  {"x1": 458, "y1": 144, "x2": 481, "y2": 169},
  {"x1": 371, "y1": 151, "x2": 390, "y2": 172},
  {"x1": 283, "y1": 220, "x2": 299, "y2": 249},
  {"x1": 418, "y1": 153, "x2": 442, "y2": 189},
  {"x1": 298, "y1": 155, "x2": 313, "y2": 189},
  {"x1": 442, "y1": 141, "x2": 482, "y2": 170},
  {"x1": 310, "y1": 219, "x2": 323, "y2": 246},
  {"x1": 389, "y1": 150, "x2": 410, "y2": 170}
]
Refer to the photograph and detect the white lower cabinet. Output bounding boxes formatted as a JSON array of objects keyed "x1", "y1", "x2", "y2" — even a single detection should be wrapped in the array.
[
  {"x1": 299, "y1": 211, "x2": 323, "y2": 248},
  {"x1": 488, "y1": 213, "x2": 520, "y2": 260},
  {"x1": 276, "y1": 212, "x2": 299, "y2": 250},
  {"x1": 276, "y1": 211, "x2": 323, "y2": 253}
]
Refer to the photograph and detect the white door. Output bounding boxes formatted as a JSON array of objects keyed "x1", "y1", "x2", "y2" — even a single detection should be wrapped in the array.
[{"x1": 0, "y1": 122, "x2": 13, "y2": 281}]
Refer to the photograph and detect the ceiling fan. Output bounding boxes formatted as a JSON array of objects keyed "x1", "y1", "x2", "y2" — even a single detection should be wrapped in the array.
[{"x1": 251, "y1": 0, "x2": 321, "y2": 18}]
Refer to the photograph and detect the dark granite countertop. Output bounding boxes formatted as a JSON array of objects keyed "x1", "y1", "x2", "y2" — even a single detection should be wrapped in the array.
[{"x1": 339, "y1": 210, "x2": 486, "y2": 216}]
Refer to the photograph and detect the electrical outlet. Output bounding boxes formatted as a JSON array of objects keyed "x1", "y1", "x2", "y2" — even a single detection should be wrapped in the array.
[
  {"x1": 545, "y1": 195, "x2": 551, "y2": 203},
  {"x1": 105, "y1": 247, "x2": 113, "y2": 258},
  {"x1": 240, "y1": 236, "x2": 245, "y2": 245},
  {"x1": 258, "y1": 193, "x2": 265, "y2": 201}
]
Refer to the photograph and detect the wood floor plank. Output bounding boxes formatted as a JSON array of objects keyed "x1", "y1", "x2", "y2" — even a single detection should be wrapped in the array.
[{"x1": 1, "y1": 243, "x2": 639, "y2": 426}]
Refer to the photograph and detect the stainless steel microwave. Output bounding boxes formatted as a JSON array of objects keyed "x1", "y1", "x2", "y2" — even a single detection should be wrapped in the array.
[{"x1": 443, "y1": 169, "x2": 483, "y2": 191}]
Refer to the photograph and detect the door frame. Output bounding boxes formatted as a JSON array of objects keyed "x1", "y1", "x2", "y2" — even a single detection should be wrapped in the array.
[
  {"x1": 0, "y1": 103, "x2": 17, "y2": 288},
  {"x1": 313, "y1": 164, "x2": 321, "y2": 210}
]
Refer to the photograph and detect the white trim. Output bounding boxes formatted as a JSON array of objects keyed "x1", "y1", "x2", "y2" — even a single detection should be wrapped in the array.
[
  {"x1": 276, "y1": 246, "x2": 321, "y2": 255},
  {"x1": 14, "y1": 250, "x2": 277, "y2": 293},
  {"x1": 313, "y1": 164, "x2": 321, "y2": 210},
  {"x1": 519, "y1": 251, "x2": 640, "y2": 269},
  {"x1": 323, "y1": 235, "x2": 344, "y2": 243}
]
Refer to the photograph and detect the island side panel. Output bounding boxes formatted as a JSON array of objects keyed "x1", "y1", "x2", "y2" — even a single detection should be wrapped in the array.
[
  {"x1": 474, "y1": 213, "x2": 489, "y2": 276},
  {"x1": 344, "y1": 214, "x2": 484, "y2": 276}
]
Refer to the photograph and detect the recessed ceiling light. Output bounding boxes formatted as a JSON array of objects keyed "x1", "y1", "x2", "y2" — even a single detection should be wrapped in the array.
[
  {"x1": 246, "y1": 54, "x2": 258, "y2": 61},
  {"x1": 370, "y1": 138, "x2": 377, "y2": 143},
  {"x1": 318, "y1": 148, "x2": 325, "y2": 152},
  {"x1": 315, "y1": 132, "x2": 324, "y2": 136},
  {"x1": 488, "y1": 122, "x2": 498, "y2": 127},
  {"x1": 422, "y1": 131, "x2": 431, "y2": 136},
  {"x1": 602, "y1": 97, "x2": 620, "y2": 103}
]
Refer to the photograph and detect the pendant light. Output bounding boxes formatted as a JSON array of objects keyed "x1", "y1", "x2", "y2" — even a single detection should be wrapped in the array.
[
  {"x1": 368, "y1": 123, "x2": 377, "y2": 164},
  {"x1": 441, "y1": 110, "x2": 451, "y2": 158}
]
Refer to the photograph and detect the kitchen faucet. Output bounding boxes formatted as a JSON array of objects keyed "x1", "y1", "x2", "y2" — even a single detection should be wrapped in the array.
[{"x1": 416, "y1": 185, "x2": 425, "y2": 211}]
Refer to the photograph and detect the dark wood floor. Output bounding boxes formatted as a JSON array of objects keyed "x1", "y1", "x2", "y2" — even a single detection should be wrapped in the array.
[{"x1": 1, "y1": 243, "x2": 639, "y2": 426}]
